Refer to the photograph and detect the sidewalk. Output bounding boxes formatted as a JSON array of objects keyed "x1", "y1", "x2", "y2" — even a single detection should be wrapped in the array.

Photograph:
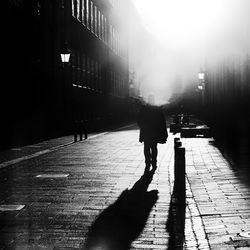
[
  {"x1": 183, "y1": 137, "x2": 250, "y2": 250},
  {"x1": 0, "y1": 122, "x2": 249, "y2": 249},
  {"x1": 0, "y1": 122, "x2": 133, "y2": 169}
]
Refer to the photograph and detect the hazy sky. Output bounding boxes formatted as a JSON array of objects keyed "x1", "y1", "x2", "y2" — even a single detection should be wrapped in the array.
[
  {"x1": 130, "y1": 0, "x2": 250, "y2": 103},
  {"x1": 131, "y1": 0, "x2": 249, "y2": 53}
]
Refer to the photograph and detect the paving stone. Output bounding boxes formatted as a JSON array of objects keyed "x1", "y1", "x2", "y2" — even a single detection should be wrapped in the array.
[
  {"x1": 1, "y1": 123, "x2": 249, "y2": 249},
  {"x1": 183, "y1": 137, "x2": 250, "y2": 250}
]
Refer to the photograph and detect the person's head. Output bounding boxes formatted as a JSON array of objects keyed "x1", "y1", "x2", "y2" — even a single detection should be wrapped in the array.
[{"x1": 148, "y1": 94, "x2": 155, "y2": 105}]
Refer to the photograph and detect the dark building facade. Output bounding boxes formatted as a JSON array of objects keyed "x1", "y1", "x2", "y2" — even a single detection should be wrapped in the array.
[
  {"x1": 2, "y1": 0, "x2": 131, "y2": 149},
  {"x1": 203, "y1": 55, "x2": 250, "y2": 152},
  {"x1": 70, "y1": 0, "x2": 129, "y2": 126}
]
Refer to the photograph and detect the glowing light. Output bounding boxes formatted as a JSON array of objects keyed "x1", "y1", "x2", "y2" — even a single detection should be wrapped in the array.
[
  {"x1": 132, "y1": 0, "x2": 232, "y2": 50},
  {"x1": 198, "y1": 85, "x2": 203, "y2": 90},
  {"x1": 60, "y1": 53, "x2": 71, "y2": 63},
  {"x1": 198, "y1": 72, "x2": 205, "y2": 80}
]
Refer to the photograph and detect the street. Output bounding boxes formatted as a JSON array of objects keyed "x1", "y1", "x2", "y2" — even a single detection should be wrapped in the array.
[{"x1": 0, "y1": 123, "x2": 250, "y2": 249}]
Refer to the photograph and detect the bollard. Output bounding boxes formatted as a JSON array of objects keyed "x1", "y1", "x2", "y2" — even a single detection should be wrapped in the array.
[
  {"x1": 174, "y1": 137, "x2": 180, "y2": 143},
  {"x1": 174, "y1": 137, "x2": 180, "y2": 146},
  {"x1": 174, "y1": 137, "x2": 182, "y2": 149},
  {"x1": 170, "y1": 141, "x2": 186, "y2": 245},
  {"x1": 174, "y1": 146, "x2": 186, "y2": 205},
  {"x1": 74, "y1": 120, "x2": 79, "y2": 142},
  {"x1": 175, "y1": 141, "x2": 182, "y2": 148}
]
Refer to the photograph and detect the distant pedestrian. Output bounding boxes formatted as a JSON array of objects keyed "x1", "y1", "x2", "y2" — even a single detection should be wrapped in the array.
[
  {"x1": 74, "y1": 119, "x2": 88, "y2": 142},
  {"x1": 79, "y1": 119, "x2": 88, "y2": 140},
  {"x1": 137, "y1": 95, "x2": 168, "y2": 172},
  {"x1": 74, "y1": 120, "x2": 79, "y2": 142}
]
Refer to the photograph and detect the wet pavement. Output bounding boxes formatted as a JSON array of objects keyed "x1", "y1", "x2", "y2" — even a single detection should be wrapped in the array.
[{"x1": 0, "y1": 123, "x2": 250, "y2": 249}]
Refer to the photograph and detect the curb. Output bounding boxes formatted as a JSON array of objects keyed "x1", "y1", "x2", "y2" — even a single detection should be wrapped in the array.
[{"x1": 0, "y1": 123, "x2": 136, "y2": 170}]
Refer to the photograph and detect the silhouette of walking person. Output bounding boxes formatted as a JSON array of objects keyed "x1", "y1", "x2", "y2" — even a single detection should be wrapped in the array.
[{"x1": 137, "y1": 95, "x2": 168, "y2": 172}]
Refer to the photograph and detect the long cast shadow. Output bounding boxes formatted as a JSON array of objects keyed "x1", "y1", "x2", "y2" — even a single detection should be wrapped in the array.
[
  {"x1": 83, "y1": 169, "x2": 158, "y2": 250},
  {"x1": 166, "y1": 182, "x2": 186, "y2": 250},
  {"x1": 209, "y1": 139, "x2": 250, "y2": 189}
]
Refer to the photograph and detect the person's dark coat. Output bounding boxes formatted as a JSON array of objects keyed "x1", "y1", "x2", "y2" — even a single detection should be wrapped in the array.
[{"x1": 137, "y1": 104, "x2": 168, "y2": 143}]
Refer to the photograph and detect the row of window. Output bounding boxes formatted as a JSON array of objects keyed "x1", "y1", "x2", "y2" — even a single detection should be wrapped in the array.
[
  {"x1": 109, "y1": 24, "x2": 123, "y2": 56},
  {"x1": 71, "y1": 50, "x2": 102, "y2": 92},
  {"x1": 109, "y1": 71, "x2": 126, "y2": 97},
  {"x1": 71, "y1": 0, "x2": 124, "y2": 57},
  {"x1": 72, "y1": 0, "x2": 108, "y2": 43},
  {"x1": 71, "y1": 50, "x2": 127, "y2": 97},
  {"x1": 206, "y1": 56, "x2": 250, "y2": 104}
]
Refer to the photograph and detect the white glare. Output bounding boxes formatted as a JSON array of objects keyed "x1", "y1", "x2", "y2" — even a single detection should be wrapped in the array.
[
  {"x1": 132, "y1": 0, "x2": 232, "y2": 50},
  {"x1": 198, "y1": 73, "x2": 205, "y2": 80},
  {"x1": 130, "y1": 0, "x2": 250, "y2": 104}
]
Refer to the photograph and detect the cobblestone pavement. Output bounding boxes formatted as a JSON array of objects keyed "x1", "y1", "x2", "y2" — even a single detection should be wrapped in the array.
[
  {"x1": 0, "y1": 129, "x2": 112, "y2": 167},
  {"x1": 0, "y1": 124, "x2": 250, "y2": 249},
  {"x1": 0, "y1": 124, "x2": 173, "y2": 250},
  {"x1": 183, "y1": 138, "x2": 250, "y2": 250}
]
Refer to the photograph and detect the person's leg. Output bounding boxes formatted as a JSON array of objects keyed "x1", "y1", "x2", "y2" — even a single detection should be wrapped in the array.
[
  {"x1": 151, "y1": 142, "x2": 158, "y2": 169},
  {"x1": 144, "y1": 142, "x2": 151, "y2": 171}
]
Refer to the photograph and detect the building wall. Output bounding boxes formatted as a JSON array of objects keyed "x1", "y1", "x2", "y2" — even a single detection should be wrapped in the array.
[
  {"x1": 201, "y1": 54, "x2": 250, "y2": 159},
  {"x1": 2, "y1": 0, "x2": 134, "y2": 149},
  {"x1": 69, "y1": 0, "x2": 130, "y2": 127}
]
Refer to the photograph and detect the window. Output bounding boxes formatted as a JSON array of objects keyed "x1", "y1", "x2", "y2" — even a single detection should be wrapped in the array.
[
  {"x1": 90, "y1": 1, "x2": 94, "y2": 33},
  {"x1": 82, "y1": 0, "x2": 86, "y2": 25},
  {"x1": 101, "y1": 14, "x2": 104, "y2": 41},
  {"x1": 104, "y1": 17, "x2": 107, "y2": 43},
  {"x1": 98, "y1": 11, "x2": 101, "y2": 39},
  {"x1": 86, "y1": 0, "x2": 90, "y2": 29},
  {"x1": 81, "y1": 0, "x2": 85, "y2": 24},
  {"x1": 72, "y1": 0, "x2": 77, "y2": 17},
  {"x1": 77, "y1": 0, "x2": 81, "y2": 21},
  {"x1": 94, "y1": 6, "x2": 98, "y2": 36}
]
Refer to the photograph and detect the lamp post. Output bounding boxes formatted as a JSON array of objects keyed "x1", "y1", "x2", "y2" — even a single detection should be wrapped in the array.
[
  {"x1": 198, "y1": 70, "x2": 205, "y2": 106},
  {"x1": 60, "y1": 45, "x2": 71, "y2": 130},
  {"x1": 59, "y1": 0, "x2": 72, "y2": 133},
  {"x1": 60, "y1": 48, "x2": 71, "y2": 63}
]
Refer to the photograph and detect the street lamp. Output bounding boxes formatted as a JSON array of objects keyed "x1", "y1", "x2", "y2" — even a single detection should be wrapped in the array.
[
  {"x1": 198, "y1": 84, "x2": 204, "y2": 90},
  {"x1": 60, "y1": 45, "x2": 71, "y2": 128},
  {"x1": 198, "y1": 72, "x2": 205, "y2": 80},
  {"x1": 198, "y1": 70, "x2": 205, "y2": 90},
  {"x1": 60, "y1": 47, "x2": 71, "y2": 63},
  {"x1": 197, "y1": 70, "x2": 205, "y2": 105}
]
